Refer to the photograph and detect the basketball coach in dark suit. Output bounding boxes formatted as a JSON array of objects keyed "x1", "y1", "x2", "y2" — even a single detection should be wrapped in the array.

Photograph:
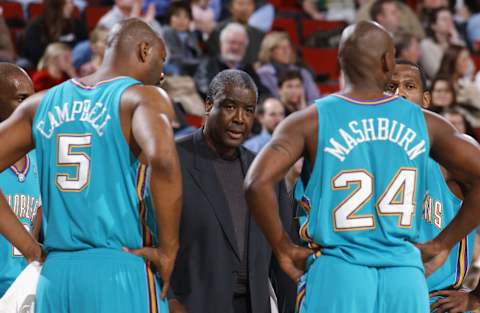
[{"x1": 168, "y1": 69, "x2": 295, "y2": 313}]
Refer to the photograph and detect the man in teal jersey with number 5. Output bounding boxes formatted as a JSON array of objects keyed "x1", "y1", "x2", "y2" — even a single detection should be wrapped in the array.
[
  {"x1": 245, "y1": 21, "x2": 480, "y2": 313},
  {"x1": 0, "y1": 18, "x2": 182, "y2": 313}
]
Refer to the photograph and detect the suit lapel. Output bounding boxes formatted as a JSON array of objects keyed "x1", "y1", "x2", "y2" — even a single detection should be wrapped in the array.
[{"x1": 189, "y1": 130, "x2": 241, "y2": 260}]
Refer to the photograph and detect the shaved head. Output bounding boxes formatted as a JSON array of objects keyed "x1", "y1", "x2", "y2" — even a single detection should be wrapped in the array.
[
  {"x1": 103, "y1": 18, "x2": 167, "y2": 85},
  {"x1": 106, "y1": 18, "x2": 163, "y2": 54},
  {"x1": 0, "y1": 63, "x2": 33, "y2": 121},
  {"x1": 339, "y1": 21, "x2": 395, "y2": 89}
]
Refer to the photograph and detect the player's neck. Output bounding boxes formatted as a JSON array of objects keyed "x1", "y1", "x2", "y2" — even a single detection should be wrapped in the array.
[
  {"x1": 13, "y1": 156, "x2": 26, "y2": 171},
  {"x1": 342, "y1": 81, "x2": 386, "y2": 101},
  {"x1": 77, "y1": 67, "x2": 123, "y2": 86}
]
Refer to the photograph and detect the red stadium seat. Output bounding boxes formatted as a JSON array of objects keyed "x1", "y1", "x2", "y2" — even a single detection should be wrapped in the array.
[
  {"x1": 84, "y1": 6, "x2": 110, "y2": 31},
  {"x1": 301, "y1": 19, "x2": 347, "y2": 43},
  {"x1": 27, "y1": 2, "x2": 43, "y2": 19},
  {"x1": 28, "y1": 2, "x2": 80, "y2": 19},
  {"x1": 317, "y1": 81, "x2": 340, "y2": 95},
  {"x1": 0, "y1": 1, "x2": 24, "y2": 24},
  {"x1": 271, "y1": 17, "x2": 299, "y2": 46},
  {"x1": 473, "y1": 54, "x2": 480, "y2": 72},
  {"x1": 185, "y1": 115, "x2": 204, "y2": 128},
  {"x1": 302, "y1": 47, "x2": 340, "y2": 81},
  {"x1": 268, "y1": 0, "x2": 301, "y2": 11},
  {"x1": 406, "y1": 0, "x2": 417, "y2": 10}
]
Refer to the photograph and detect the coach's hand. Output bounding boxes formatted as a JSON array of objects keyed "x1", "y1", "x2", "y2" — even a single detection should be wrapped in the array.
[
  {"x1": 417, "y1": 240, "x2": 450, "y2": 277},
  {"x1": 169, "y1": 299, "x2": 187, "y2": 313},
  {"x1": 125, "y1": 246, "x2": 176, "y2": 299},
  {"x1": 274, "y1": 240, "x2": 313, "y2": 283},
  {"x1": 430, "y1": 290, "x2": 480, "y2": 313}
]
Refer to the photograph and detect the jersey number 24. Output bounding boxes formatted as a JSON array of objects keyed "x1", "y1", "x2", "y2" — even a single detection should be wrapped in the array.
[{"x1": 332, "y1": 168, "x2": 416, "y2": 231}]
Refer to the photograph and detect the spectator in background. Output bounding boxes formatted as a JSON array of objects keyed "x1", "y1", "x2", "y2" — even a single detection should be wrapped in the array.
[
  {"x1": 395, "y1": 32, "x2": 422, "y2": 63},
  {"x1": 191, "y1": 0, "x2": 217, "y2": 40},
  {"x1": 370, "y1": 0, "x2": 402, "y2": 34},
  {"x1": 246, "y1": 0, "x2": 274, "y2": 33},
  {"x1": 420, "y1": 7, "x2": 463, "y2": 78},
  {"x1": 417, "y1": 0, "x2": 450, "y2": 24},
  {"x1": 256, "y1": 32, "x2": 320, "y2": 104},
  {"x1": 78, "y1": 26, "x2": 109, "y2": 76},
  {"x1": 98, "y1": 0, "x2": 162, "y2": 34},
  {"x1": 441, "y1": 107, "x2": 477, "y2": 139},
  {"x1": 302, "y1": 0, "x2": 356, "y2": 23},
  {"x1": 207, "y1": 0, "x2": 264, "y2": 66},
  {"x1": 356, "y1": 0, "x2": 425, "y2": 39},
  {"x1": 0, "y1": 9, "x2": 15, "y2": 62},
  {"x1": 243, "y1": 97, "x2": 284, "y2": 153},
  {"x1": 437, "y1": 44, "x2": 479, "y2": 95},
  {"x1": 141, "y1": 0, "x2": 170, "y2": 22},
  {"x1": 466, "y1": 0, "x2": 480, "y2": 50},
  {"x1": 437, "y1": 44, "x2": 476, "y2": 85},
  {"x1": 429, "y1": 75, "x2": 457, "y2": 113},
  {"x1": 217, "y1": 0, "x2": 274, "y2": 32},
  {"x1": 277, "y1": 70, "x2": 307, "y2": 115},
  {"x1": 195, "y1": 22, "x2": 269, "y2": 99},
  {"x1": 437, "y1": 44, "x2": 480, "y2": 126},
  {"x1": 162, "y1": 1, "x2": 202, "y2": 76},
  {"x1": 21, "y1": 0, "x2": 88, "y2": 68},
  {"x1": 32, "y1": 43, "x2": 76, "y2": 91}
]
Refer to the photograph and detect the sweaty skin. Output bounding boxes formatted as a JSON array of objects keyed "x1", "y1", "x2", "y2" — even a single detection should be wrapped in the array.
[
  {"x1": 244, "y1": 21, "x2": 480, "y2": 283},
  {"x1": 0, "y1": 18, "x2": 182, "y2": 298}
]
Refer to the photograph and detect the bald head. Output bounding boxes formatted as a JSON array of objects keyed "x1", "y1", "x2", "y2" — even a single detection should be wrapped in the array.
[
  {"x1": 0, "y1": 63, "x2": 34, "y2": 121},
  {"x1": 103, "y1": 18, "x2": 166, "y2": 85},
  {"x1": 339, "y1": 21, "x2": 395, "y2": 89}
]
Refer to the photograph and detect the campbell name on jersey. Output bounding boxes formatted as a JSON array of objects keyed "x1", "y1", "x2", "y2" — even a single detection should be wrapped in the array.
[{"x1": 35, "y1": 100, "x2": 112, "y2": 139}]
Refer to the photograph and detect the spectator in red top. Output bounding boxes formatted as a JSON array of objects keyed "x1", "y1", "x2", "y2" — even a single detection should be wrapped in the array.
[{"x1": 32, "y1": 43, "x2": 76, "y2": 91}]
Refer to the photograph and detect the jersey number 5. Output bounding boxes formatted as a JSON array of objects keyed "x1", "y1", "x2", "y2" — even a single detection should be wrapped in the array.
[
  {"x1": 56, "y1": 134, "x2": 92, "y2": 192},
  {"x1": 332, "y1": 168, "x2": 416, "y2": 231}
]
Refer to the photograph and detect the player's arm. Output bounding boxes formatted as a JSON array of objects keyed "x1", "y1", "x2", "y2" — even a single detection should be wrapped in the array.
[
  {"x1": 244, "y1": 107, "x2": 316, "y2": 282},
  {"x1": 0, "y1": 93, "x2": 45, "y2": 263},
  {"x1": 420, "y1": 110, "x2": 480, "y2": 275},
  {"x1": 126, "y1": 86, "x2": 182, "y2": 298}
]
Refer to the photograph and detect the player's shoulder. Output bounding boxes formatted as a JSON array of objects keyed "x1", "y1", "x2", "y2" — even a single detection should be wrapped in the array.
[
  {"x1": 20, "y1": 90, "x2": 49, "y2": 120},
  {"x1": 123, "y1": 84, "x2": 169, "y2": 102}
]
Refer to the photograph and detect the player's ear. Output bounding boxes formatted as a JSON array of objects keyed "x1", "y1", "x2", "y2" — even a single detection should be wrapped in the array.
[
  {"x1": 138, "y1": 41, "x2": 152, "y2": 63},
  {"x1": 422, "y1": 91, "x2": 431, "y2": 109},
  {"x1": 205, "y1": 97, "x2": 214, "y2": 116},
  {"x1": 382, "y1": 51, "x2": 395, "y2": 75}
]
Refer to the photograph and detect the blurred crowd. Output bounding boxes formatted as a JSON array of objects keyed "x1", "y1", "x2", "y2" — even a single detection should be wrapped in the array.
[{"x1": 1, "y1": 0, "x2": 480, "y2": 142}]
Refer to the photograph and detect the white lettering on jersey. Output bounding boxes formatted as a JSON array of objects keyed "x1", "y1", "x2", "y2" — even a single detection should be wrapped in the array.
[{"x1": 324, "y1": 118, "x2": 427, "y2": 162}]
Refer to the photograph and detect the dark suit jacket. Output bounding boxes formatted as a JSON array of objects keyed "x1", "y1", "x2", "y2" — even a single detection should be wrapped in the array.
[{"x1": 170, "y1": 130, "x2": 294, "y2": 313}]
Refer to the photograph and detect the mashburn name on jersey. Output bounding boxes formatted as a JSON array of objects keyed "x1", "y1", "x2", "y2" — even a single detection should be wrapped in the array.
[
  {"x1": 36, "y1": 100, "x2": 112, "y2": 139},
  {"x1": 324, "y1": 118, "x2": 427, "y2": 162}
]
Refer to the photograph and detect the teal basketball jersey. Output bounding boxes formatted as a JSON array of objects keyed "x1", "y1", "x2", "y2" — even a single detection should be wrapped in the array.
[
  {"x1": 418, "y1": 159, "x2": 475, "y2": 291},
  {"x1": 0, "y1": 151, "x2": 41, "y2": 296},
  {"x1": 301, "y1": 94, "x2": 430, "y2": 269},
  {"x1": 32, "y1": 77, "x2": 150, "y2": 252}
]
